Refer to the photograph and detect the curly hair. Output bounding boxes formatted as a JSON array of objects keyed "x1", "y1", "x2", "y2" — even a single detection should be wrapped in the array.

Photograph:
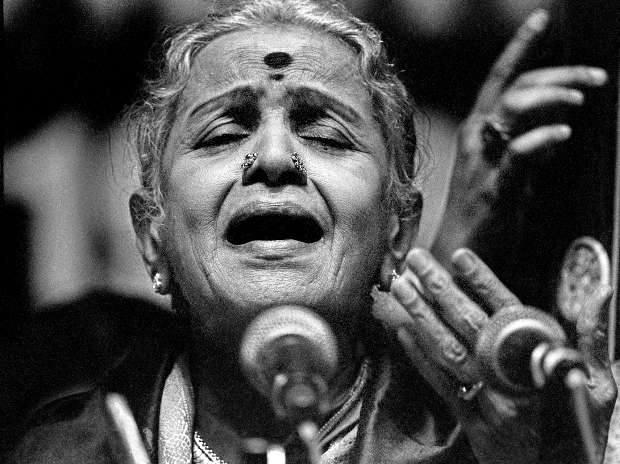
[{"x1": 126, "y1": 0, "x2": 421, "y2": 224}]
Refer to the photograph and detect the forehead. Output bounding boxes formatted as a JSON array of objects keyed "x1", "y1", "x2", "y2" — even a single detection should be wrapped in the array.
[{"x1": 179, "y1": 26, "x2": 368, "y2": 109}]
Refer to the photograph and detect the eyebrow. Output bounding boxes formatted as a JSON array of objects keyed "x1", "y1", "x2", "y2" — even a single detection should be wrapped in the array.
[
  {"x1": 287, "y1": 86, "x2": 362, "y2": 126},
  {"x1": 185, "y1": 84, "x2": 363, "y2": 128},
  {"x1": 186, "y1": 86, "x2": 261, "y2": 123}
]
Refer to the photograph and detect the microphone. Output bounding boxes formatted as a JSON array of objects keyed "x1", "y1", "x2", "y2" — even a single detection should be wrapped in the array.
[
  {"x1": 476, "y1": 305, "x2": 599, "y2": 464},
  {"x1": 239, "y1": 305, "x2": 339, "y2": 425},
  {"x1": 475, "y1": 305, "x2": 585, "y2": 395}
]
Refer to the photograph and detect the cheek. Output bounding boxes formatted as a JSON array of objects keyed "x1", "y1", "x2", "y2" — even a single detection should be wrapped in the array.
[
  {"x1": 315, "y1": 155, "x2": 388, "y2": 237},
  {"x1": 160, "y1": 171, "x2": 228, "y2": 313},
  {"x1": 161, "y1": 159, "x2": 235, "y2": 296},
  {"x1": 165, "y1": 158, "x2": 232, "y2": 234}
]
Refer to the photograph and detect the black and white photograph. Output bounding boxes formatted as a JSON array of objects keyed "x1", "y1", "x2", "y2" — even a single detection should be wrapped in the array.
[{"x1": 3, "y1": 0, "x2": 619, "y2": 462}]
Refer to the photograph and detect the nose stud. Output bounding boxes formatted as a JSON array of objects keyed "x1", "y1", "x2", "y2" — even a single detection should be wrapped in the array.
[
  {"x1": 241, "y1": 152, "x2": 258, "y2": 170},
  {"x1": 241, "y1": 152, "x2": 258, "y2": 184},
  {"x1": 291, "y1": 152, "x2": 307, "y2": 185},
  {"x1": 241, "y1": 152, "x2": 307, "y2": 185},
  {"x1": 291, "y1": 152, "x2": 307, "y2": 176}
]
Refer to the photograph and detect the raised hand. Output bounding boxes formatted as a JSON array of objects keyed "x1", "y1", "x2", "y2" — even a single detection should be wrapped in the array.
[
  {"x1": 374, "y1": 247, "x2": 616, "y2": 464},
  {"x1": 431, "y1": 9, "x2": 609, "y2": 267}
]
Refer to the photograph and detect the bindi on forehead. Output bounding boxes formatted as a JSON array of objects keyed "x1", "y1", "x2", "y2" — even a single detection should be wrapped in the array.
[
  {"x1": 264, "y1": 52, "x2": 293, "y2": 81},
  {"x1": 263, "y1": 51, "x2": 293, "y2": 68},
  {"x1": 184, "y1": 31, "x2": 368, "y2": 110}
]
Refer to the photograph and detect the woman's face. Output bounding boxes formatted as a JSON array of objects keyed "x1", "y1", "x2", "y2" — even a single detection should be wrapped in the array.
[{"x1": 160, "y1": 26, "x2": 392, "y2": 338}]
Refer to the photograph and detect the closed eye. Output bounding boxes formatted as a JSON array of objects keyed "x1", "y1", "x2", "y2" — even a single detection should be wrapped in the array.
[
  {"x1": 297, "y1": 122, "x2": 354, "y2": 151},
  {"x1": 301, "y1": 135, "x2": 353, "y2": 150},
  {"x1": 199, "y1": 132, "x2": 249, "y2": 148}
]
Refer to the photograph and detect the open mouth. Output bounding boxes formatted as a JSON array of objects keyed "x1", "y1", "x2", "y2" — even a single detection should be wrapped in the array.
[{"x1": 226, "y1": 208, "x2": 324, "y2": 245}]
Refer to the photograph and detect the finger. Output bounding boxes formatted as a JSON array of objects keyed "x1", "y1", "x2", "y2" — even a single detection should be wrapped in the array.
[
  {"x1": 577, "y1": 285, "x2": 613, "y2": 366},
  {"x1": 506, "y1": 124, "x2": 572, "y2": 157},
  {"x1": 400, "y1": 325, "x2": 539, "y2": 435},
  {"x1": 397, "y1": 327, "x2": 458, "y2": 405},
  {"x1": 474, "y1": 9, "x2": 550, "y2": 113},
  {"x1": 391, "y1": 273, "x2": 479, "y2": 383},
  {"x1": 371, "y1": 285, "x2": 416, "y2": 330},
  {"x1": 404, "y1": 248, "x2": 488, "y2": 346},
  {"x1": 500, "y1": 86, "x2": 584, "y2": 121},
  {"x1": 513, "y1": 66, "x2": 608, "y2": 89},
  {"x1": 451, "y1": 248, "x2": 521, "y2": 312}
]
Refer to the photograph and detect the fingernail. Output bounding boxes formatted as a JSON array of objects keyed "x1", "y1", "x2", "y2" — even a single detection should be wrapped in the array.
[
  {"x1": 589, "y1": 68, "x2": 608, "y2": 85},
  {"x1": 407, "y1": 248, "x2": 430, "y2": 273},
  {"x1": 569, "y1": 89, "x2": 584, "y2": 104},
  {"x1": 557, "y1": 125, "x2": 572, "y2": 139},
  {"x1": 527, "y1": 9, "x2": 549, "y2": 31},
  {"x1": 391, "y1": 277, "x2": 418, "y2": 306},
  {"x1": 453, "y1": 249, "x2": 475, "y2": 274}
]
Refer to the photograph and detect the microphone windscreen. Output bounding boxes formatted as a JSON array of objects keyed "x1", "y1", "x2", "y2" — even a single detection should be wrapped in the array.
[
  {"x1": 239, "y1": 305, "x2": 338, "y2": 398},
  {"x1": 476, "y1": 305, "x2": 567, "y2": 395}
]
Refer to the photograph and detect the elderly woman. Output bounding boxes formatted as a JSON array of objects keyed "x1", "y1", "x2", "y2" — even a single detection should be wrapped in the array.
[{"x1": 7, "y1": 1, "x2": 616, "y2": 463}]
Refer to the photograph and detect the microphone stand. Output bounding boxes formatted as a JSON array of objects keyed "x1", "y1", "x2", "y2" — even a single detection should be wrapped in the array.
[
  {"x1": 239, "y1": 306, "x2": 338, "y2": 464},
  {"x1": 531, "y1": 344, "x2": 598, "y2": 464},
  {"x1": 297, "y1": 421, "x2": 321, "y2": 464},
  {"x1": 241, "y1": 438, "x2": 288, "y2": 464},
  {"x1": 565, "y1": 369, "x2": 598, "y2": 464},
  {"x1": 270, "y1": 371, "x2": 326, "y2": 464}
]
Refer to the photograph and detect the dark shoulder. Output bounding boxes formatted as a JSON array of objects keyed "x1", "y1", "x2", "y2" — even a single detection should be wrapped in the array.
[
  {"x1": 24, "y1": 289, "x2": 178, "y2": 342},
  {"x1": 1, "y1": 290, "x2": 181, "y2": 431}
]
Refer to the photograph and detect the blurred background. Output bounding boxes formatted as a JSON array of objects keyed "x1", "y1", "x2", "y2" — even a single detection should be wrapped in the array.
[{"x1": 4, "y1": 0, "x2": 617, "y2": 324}]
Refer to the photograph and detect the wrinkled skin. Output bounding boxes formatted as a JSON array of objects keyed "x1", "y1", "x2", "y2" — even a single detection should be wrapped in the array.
[
  {"x1": 132, "y1": 26, "x2": 416, "y2": 462},
  {"x1": 130, "y1": 12, "x2": 617, "y2": 464},
  {"x1": 380, "y1": 247, "x2": 617, "y2": 464},
  {"x1": 159, "y1": 27, "x2": 393, "y2": 343}
]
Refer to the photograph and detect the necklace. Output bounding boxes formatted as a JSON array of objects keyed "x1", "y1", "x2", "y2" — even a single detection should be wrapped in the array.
[
  {"x1": 193, "y1": 430, "x2": 229, "y2": 464},
  {"x1": 192, "y1": 358, "x2": 370, "y2": 464}
]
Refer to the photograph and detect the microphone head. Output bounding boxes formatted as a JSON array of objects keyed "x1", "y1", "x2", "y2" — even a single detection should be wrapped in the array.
[
  {"x1": 476, "y1": 305, "x2": 567, "y2": 395},
  {"x1": 239, "y1": 305, "x2": 339, "y2": 399}
]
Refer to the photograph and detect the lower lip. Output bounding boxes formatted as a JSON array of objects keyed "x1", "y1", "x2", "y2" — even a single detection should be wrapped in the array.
[{"x1": 229, "y1": 239, "x2": 321, "y2": 258}]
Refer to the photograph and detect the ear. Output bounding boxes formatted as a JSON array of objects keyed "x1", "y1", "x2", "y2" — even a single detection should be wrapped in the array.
[
  {"x1": 129, "y1": 192, "x2": 171, "y2": 292},
  {"x1": 379, "y1": 191, "x2": 422, "y2": 290}
]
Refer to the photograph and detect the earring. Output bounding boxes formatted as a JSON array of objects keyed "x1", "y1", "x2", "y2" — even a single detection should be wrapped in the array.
[
  {"x1": 388, "y1": 269, "x2": 400, "y2": 290},
  {"x1": 378, "y1": 269, "x2": 400, "y2": 291},
  {"x1": 152, "y1": 272, "x2": 167, "y2": 294}
]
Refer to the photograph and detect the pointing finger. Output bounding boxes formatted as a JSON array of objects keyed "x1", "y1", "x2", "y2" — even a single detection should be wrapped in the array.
[{"x1": 474, "y1": 9, "x2": 550, "y2": 113}]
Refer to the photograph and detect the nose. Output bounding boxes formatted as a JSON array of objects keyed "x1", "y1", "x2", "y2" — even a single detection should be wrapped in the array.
[{"x1": 242, "y1": 120, "x2": 307, "y2": 187}]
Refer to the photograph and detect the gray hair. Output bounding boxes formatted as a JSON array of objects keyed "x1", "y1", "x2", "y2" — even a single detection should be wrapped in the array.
[{"x1": 127, "y1": 0, "x2": 421, "y2": 224}]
